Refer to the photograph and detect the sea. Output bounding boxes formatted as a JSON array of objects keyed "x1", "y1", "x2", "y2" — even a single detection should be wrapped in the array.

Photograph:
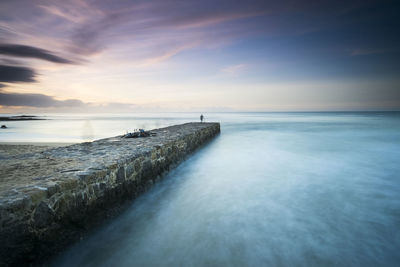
[{"x1": 1, "y1": 112, "x2": 400, "y2": 266}]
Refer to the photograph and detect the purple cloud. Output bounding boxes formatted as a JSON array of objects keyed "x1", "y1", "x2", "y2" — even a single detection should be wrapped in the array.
[
  {"x1": 0, "y1": 44, "x2": 73, "y2": 64},
  {"x1": 0, "y1": 91, "x2": 84, "y2": 107},
  {"x1": 0, "y1": 65, "x2": 36, "y2": 83}
]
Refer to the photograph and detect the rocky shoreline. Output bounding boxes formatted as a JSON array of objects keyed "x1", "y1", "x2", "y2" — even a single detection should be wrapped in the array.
[
  {"x1": 0, "y1": 115, "x2": 46, "y2": 121},
  {"x1": 0, "y1": 122, "x2": 220, "y2": 266}
]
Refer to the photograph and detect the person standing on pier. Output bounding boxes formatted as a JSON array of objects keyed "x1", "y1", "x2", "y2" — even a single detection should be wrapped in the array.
[{"x1": 200, "y1": 114, "x2": 204, "y2": 123}]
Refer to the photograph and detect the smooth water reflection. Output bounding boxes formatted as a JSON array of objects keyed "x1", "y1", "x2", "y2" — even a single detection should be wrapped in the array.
[{"x1": 45, "y1": 112, "x2": 400, "y2": 266}]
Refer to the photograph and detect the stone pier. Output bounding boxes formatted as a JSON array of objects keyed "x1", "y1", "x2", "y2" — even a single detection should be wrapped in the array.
[{"x1": 0, "y1": 122, "x2": 220, "y2": 266}]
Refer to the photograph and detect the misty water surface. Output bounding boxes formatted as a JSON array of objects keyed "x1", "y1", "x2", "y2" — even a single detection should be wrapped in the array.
[{"x1": 6, "y1": 112, "x2": 399, "y2": 266}]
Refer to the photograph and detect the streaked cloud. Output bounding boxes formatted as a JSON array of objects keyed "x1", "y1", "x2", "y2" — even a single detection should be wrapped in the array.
[
  {"x1": 0, "y1": 65, "x2": 36, "y2": 83},
  {"x1": 0, "y1": 44, "x2": 73, "y2": 63},
  {"x1": 0, "y1": 91, "x2": 83, "y2": 107}
]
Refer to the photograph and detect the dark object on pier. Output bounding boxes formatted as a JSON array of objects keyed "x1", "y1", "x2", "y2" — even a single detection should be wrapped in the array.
[
  {"x1": 200, "y1": 114, "x2": 204, "y2": 123},
  {"x1": 122, "y1": 129, "x2": 156, "y2": 138},
  {"x1": 1, "y1": 125, "x2": 7, "y2": 129}
]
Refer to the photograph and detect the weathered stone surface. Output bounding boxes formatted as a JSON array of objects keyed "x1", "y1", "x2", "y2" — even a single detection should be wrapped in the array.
[
  {"x1": 32, "y1": 201, "x2": 55, "y2": 228},
  {"x1": 0, "y1": 122, "x2": 220, "y2": 266}
]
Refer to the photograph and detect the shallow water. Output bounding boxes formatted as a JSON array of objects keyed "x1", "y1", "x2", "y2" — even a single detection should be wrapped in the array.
[
  {"x1": 0, "y1": 113, "x2": 199, "y2": 143},
  {"x1": 10, "y1": 112, "x2": 400, "y2": 266}
]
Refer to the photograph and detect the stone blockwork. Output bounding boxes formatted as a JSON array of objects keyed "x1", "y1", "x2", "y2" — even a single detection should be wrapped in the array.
[{"x1": 0, "y1": 122, "x2": 220, "y2": 266}]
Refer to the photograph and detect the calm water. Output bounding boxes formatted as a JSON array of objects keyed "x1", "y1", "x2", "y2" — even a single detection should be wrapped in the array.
[
  {"x1": 0, "y1": 113, "x2": 201, "y2": 143},
  {"x1": 3, "y1": 112, "x2": 400, "y2": 266}
]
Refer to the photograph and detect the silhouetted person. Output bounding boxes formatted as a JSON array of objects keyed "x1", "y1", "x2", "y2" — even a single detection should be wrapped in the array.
[{"x1": 200, "y1": 114, "x2": 204, "y2": 123}]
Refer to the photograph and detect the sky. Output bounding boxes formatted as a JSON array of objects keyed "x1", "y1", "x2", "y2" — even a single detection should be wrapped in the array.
[{"x1": 0, "y1": 0, "x2": 399, "y2": 112}]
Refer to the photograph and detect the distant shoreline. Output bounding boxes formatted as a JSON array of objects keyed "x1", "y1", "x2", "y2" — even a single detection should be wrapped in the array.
[{"x1": 0, "y1": 115, "x2": 46, "y2": 121}]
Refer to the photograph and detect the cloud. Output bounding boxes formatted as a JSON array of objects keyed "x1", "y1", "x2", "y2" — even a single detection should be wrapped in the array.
[
  {"x1": 0, "y1": 89, "x2": 142, "y2": 111},
  {"x1": 101, "y1": 102, "x2": 137, "y2": 109},
  {"x1": 0, "y1": 91, "x2": 84, "y2": 107},
  {"x1": 0, "y1": 65, "x2": 36, "y2": 82},
  {"x1": 0, "y1": 44, "x2": 73, "y2": 64},
  {"x1": 0, "y1": 58, "x2": 22, "y2": 65},
  {"x1": 67, "y1": 12, "x2": 123, "y2": 55},
  {"x1": 3, "y1": 0, "x2": 398, "y2": 61},
  {"x1": 222, "y1": 64, "x2": 247, "y2": 74},
  {"x1": 5, "y1": 0, "x2": 362, "y2": 63},
  {"x1": 34, "y1": 0, "x2": 271, "y2": 56}
]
